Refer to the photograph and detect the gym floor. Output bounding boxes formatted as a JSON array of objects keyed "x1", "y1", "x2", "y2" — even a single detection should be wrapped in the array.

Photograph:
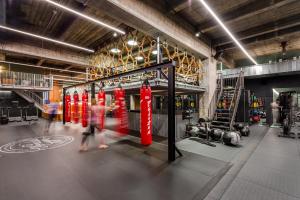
[
  {"x1": 205, "y1": 127, "x2": 300, "y2": 200},
  {"x1": 0, "y1": 121, "x2": 299, "y2": 200},
  {"x1": 0, "y1": 120, "x2": 229, "y2": 200}
]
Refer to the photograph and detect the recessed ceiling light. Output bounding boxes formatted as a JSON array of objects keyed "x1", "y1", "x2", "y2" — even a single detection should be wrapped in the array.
[
  {"x1": 43, "y1": 0, "x2": 125, "y2": 35},
  {"x1": 113, "y1": 32, "x2": 118, "y2": 37},
  {"x1": 196, "y1": 0, "x2": 257, "y2": 65},
  {"x1": 0, "y1": 25, "x2": 94, "y2": 53},
  {"x1": 110, "y1": 48, "x2": 121, "y2": 54},
  {"x1": 152, "y1": 50, "x2": 158, "y2": 55},
  {"x1": 128, "y1": 40, "x2": 138, "y2": 46},
  {"x1": 135, "y1": 56, "x2": 144, "y2": 61}
]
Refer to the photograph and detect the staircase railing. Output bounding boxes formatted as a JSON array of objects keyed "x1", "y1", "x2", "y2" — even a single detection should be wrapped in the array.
[
  {"x1": 208, "y1": 72, "x2": 223, "y2": 120},
  {"x1": 14, "y1": 90, "x2": 44, "y2": 111},
  {"x1": 229, "y1": 70, "x2": 244, "y2": 130},
  {"x1": 0, "y1": 71, "x2": 52, "y2": 90}
]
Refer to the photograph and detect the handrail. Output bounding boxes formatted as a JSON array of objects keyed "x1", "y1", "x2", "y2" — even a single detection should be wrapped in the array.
[
  {"x1": 23, "y1": 90, "x2": 43, "y2": 106},
  {"x1": 0, "y1": 71, "x2": 52, "y2": 90},
  {"x1": 228, "y1": 73, "x2": 241, "y2": 111},
  {"x1": 229, "y1": 70, "x2": 244, "y2": 130},
  {"x1": 208, "y1": 72, "x2": 223, "y2": 120},
  {"x1": 14, "y1": 90, "x2": 44, "y2": 111}
]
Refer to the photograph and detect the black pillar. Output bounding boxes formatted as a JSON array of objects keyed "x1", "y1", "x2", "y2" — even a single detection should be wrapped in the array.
[
  {"x1": 62, "y1": 88, "x2": 66, "y2": 125},
  {"x1": 90, "y1": 83, "x2": 95, "y2": 134},
  {"x1": 168, "y1": 66, "x2": 176, "y2": 162}
]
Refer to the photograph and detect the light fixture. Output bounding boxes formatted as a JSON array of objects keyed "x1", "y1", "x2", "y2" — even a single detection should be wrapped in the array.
[
  {"x1": 127, "y1": 39, "x2": 138, "y2": 46},
  {"x1": 273, "y1": 89, "x2": 279, "y2": 96},
  {"x1": 195, "y1": 32, "x2": 200, "y2": 37},
  {"x1": 196, "y1": 0, "x2": 257, "y2": 65},
  {"x1": 152, "y1": 50, "x2": 158, "y2": 55},
  {"x1": 110, "y1": 48, "x2": 121, "y2": 54},
  {"x1": 135, "y1": 56, "x2": 144, "y2": 61},
  {"x1": 44, "y1": 0, "x2": 125, "y2": 35},
  {"x1": 113, "y1": 32, "x2": 118, "y2": 37},
  {"x1": 0, "y1": 25, "x2": 94, "y2": 53}
]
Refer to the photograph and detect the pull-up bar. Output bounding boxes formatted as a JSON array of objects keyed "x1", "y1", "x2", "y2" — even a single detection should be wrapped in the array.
[{"x1": 62, "y1": 61, "x2": 180, "y2": 162}]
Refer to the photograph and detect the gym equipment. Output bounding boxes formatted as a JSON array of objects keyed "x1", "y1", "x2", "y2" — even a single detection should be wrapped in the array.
[
  {"x1": 233, "y1": 123, "x2": 250, "y2": 137},
  {"x1": 24, "y1": 105, "x2": 38, "y2": 121},
  {"x1": 223, "y1": 131, "x2": 241, "y2": 146},
  {"x1": 277, "y1": 91, "x2": 299, "y2": 138},
  {"x1": 114, "y1": 85, "x2": 128, "y2": 135},
  {"x1": 8, "y1": 108, "x2": 22, "y2": 122},
  {"x1": 73, "y1": 91, "x2": 79, "y2": 123},
  {"x1": 183, "y1": 116, "x2": 216, "y2": 147},
  {"x1": 97, "y1": 89, "x2": 105, "y2": 130},
  {"x1": 65, "y1": 92, "x2": 71, "y2": 122},
  {"x1": 210, "y1": 128, "x2": 224, "y2": 141},
  {"x1": 140, "y1": 80, "x2": 152, "y2": 146},
  {"x1": 82, "y1": 90, "x2": 88, "y2": 127},
  {"x1": 240, "y1": 125, "x2": 250, "y2": 136},
  {"x1": 63, "y1": 61, "x2": 180, "y2": 162}
]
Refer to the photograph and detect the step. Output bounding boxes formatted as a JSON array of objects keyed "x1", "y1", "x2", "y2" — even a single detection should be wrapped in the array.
[
  {"x1": 216, "y1": 109, "x2": 231, "y2": 113},
  {"x1": 210, "y1": 124, "x2": 230, "y2": 130},
  {"x1": 213, "y1": 117, "x2": 230, "y2": 121},
  {"x1": 212, "y1": 121, "x2": 230, "y2": 125}
]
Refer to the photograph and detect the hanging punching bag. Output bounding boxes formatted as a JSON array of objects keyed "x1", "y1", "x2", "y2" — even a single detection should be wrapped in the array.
[
  {"x1": 65, "y1": 92, "x2": 71, "y2": 122},
  {"x1": 114, "y1": 85, "x2": 128, "y2": 135},
  {"x1": 73, "y1": 91, "x2": 79, "y2": 123},
  {"x1": 98, "y1": 89, "x2": 106, "y2": 130},
  {"x1": 82, "y1": 90, "x2": 88, "y2": 127},
  {"x1": 140, "y1": 80, "x2": 152, "y2": 146}
]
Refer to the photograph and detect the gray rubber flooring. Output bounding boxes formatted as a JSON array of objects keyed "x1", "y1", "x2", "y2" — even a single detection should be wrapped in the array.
[
  {"x1": 177, "y1": 125, "x2": 267, "y2": 163},
  {"x1": 0, "y1": 120, "x2": 230, "y2": 200},
  {"x1": 207, "y1": 127, "x2": 300, "y2": 200}
]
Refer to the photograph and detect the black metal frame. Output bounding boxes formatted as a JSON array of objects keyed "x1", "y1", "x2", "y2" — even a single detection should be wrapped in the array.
[{"x1": 62, "y1": 61, "x2": 181, "y2": 162}]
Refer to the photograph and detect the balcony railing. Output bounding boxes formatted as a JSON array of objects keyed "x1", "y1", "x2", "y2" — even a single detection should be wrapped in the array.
[{"x1": 0, "y1": 71, "x2": 52, "y2": 90}]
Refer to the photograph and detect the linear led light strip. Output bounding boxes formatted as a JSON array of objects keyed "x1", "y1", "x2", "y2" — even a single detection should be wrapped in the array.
[
  {"x1": 0, "y1": 25, "x2": 94, "y2": 53},
  {"x1": 44, "y1": 0, "x2": 125, "y2": 35},
  {"x1": 197, "y1": 0, "x2": 257, "y2": 65},
  {"x1": 0, "y1": 61, "x2": 87, "y2": 75}
]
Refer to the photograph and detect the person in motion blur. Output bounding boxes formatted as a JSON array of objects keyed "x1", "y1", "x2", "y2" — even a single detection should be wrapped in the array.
[
  {"x1": 45, "y1": 102, "x2": 58, "y2": 134},
  {"x1": 79, "y1": 99, "x2": 109, "y2": 151}
]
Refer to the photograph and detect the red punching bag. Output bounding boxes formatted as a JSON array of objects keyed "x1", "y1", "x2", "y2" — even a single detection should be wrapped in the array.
[
  {"x1": 114, "y1": 86, "x2": 128, "y2": 135},
  {"x1": 65, "y1": 92, "x2": 71, "y2": 122},
  {"x1": 73, "y1": 91, "x2": 79, "y2": 123},
  {"x1": 140, "y1": 81, "x2": 152, "y2": 146},
  {"x1": 82, "y1": 90, "x2": 88, "y2": 127},
  {"x1": 97, "y1": 89, "x2": 106, "y2": 130}
]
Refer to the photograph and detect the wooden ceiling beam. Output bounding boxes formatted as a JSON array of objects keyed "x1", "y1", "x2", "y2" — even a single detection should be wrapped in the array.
[
  {"x1": 197, "y1": 0, "x2": 298, "y2": 33},
  {"x1": 0, "y1": 42, "x2": 90, "y2": 67},
  {"x1": 214, "y1": 14, "x2": 300, "y2": 47},
  {"x1": 217, "y1": 25, "x2": 300, "y2": 51}
]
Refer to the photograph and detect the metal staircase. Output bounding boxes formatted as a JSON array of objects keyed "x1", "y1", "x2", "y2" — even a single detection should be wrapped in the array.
[
  {"x1": 14, "y1": 90, "x2": 44, "y2": 112},
  {"x1": 210, "y1": 70, "x2": 244, "y2": 130}
]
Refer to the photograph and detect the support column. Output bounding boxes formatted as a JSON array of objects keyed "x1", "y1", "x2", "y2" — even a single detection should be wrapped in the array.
[
  {"x1": 168, "y1": 66, "x2": 175, "y2": 162},
  {"x1": 199, "y1": 57, "x2": 217, "y2": 119}
]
